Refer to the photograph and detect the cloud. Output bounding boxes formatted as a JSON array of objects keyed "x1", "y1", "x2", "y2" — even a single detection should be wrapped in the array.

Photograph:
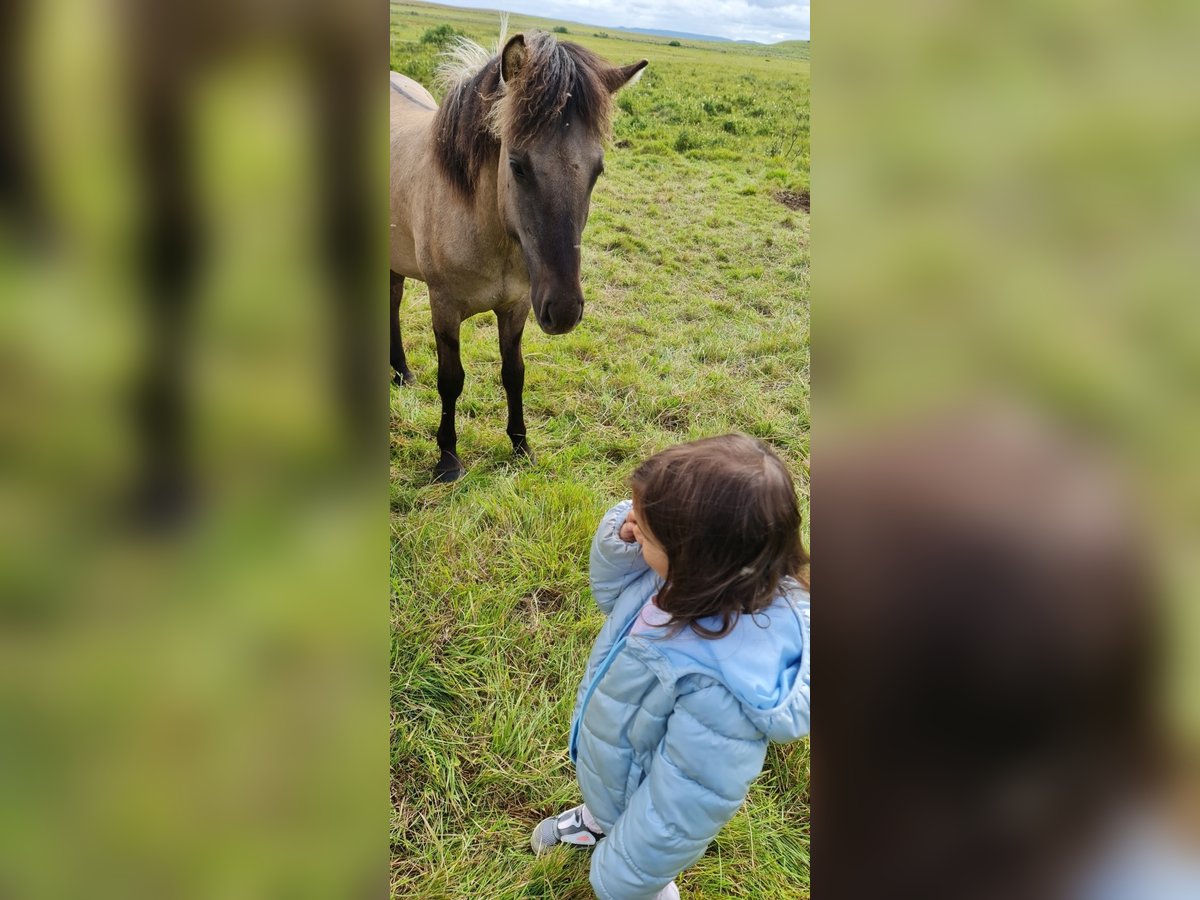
[
  {"x1": 442, "y1": 0, "x2": 810, "y2": 43},
  {"x1": 745, "y1": 0, "x2": 808, "y2": 10}
]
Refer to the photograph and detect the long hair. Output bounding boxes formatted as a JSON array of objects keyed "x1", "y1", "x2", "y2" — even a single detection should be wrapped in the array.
[{"x1": 631, "y1": 434, "x2": 809, "y2": 639}]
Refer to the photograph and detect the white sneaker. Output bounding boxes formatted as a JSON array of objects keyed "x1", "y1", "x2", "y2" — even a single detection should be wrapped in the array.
[{"x1": 530, "y1": 804, "x2": 605, "y2": 855}]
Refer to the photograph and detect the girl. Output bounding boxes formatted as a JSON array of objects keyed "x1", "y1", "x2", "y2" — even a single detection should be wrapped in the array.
[{"x1": 531, "y1": 434, "x2": 811, "y2": 900}]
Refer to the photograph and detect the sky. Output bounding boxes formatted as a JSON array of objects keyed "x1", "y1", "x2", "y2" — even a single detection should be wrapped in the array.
[{"x1": 434, "y1": 0, "x2": 810, "y2": 44}]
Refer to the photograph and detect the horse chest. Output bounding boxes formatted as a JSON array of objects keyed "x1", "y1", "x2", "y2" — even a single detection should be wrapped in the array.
[
  {"x1": 458, "y1": 272, "x2": 530, "y2": 318},
  {"x1": 498, "y1": 250, "x2": 532, "y2": 305},
  {"x1": 429, "y1": 239, "x2": 529, "y2": 316}
]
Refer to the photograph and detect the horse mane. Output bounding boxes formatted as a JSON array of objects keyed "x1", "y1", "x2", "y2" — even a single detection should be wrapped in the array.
[{"x1": 432, "y1": 29, "x2": 614, "y2": 198}]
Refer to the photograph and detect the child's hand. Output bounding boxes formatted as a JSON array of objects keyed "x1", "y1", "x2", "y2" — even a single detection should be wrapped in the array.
[{"x1": 619, "y1": 510, "x2": 639, "y2": 543}]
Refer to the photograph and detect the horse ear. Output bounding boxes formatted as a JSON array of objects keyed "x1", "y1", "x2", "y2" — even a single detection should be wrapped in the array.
[
  {"x1": 500, "y1": 33, "x2": 527, "y2": 85},
  {"x1": 605, "y1": 60, "x2": 648, "y2": 93}
]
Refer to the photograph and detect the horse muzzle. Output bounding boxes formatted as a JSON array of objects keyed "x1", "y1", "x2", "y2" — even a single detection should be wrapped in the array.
[{"x1": 535, "y1": 296, "x2": 584, "y2": 335}]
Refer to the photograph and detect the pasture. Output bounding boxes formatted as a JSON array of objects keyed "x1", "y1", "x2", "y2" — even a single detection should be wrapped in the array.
[{"x1": 390, "y1": 2, "x2": 810, "y2": 897}]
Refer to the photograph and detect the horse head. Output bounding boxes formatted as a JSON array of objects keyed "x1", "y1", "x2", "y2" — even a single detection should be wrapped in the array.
[{"x1": 492, "y1": 33, "x2": 646, "y2": 335}]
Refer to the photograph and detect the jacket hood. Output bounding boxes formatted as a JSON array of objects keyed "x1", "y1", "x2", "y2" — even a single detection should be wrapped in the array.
[{"x1": 629, "y1": 579, "x2": 810, "y2": 743}]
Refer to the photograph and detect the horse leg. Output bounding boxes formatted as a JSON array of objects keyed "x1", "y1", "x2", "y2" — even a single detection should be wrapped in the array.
[
  {"x1": 432, "y1": 309, "x2": 466, "y2": 482},
  {"x1": 0, "y1": 0, "x2": 47, "y2": 242},
  {"x1": 310, "y1": 44, "x2": 377, "y2": 456},
  {"x1": 391, "y1": 272, "x2": 415, "y2": 385},
  {"x1": 497, "y1": 304, "x2": 531, "y2": 459},
  {"x1": 129, "y1": 72, "x2": 201, "y2": 523}
]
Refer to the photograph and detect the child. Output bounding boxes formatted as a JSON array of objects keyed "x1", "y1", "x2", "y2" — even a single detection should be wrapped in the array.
[{"x1": 531, "y1": 434, "x2": 811, "y2": 900}]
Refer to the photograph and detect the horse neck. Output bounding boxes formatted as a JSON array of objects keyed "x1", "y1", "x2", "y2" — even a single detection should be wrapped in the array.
[{"x1": 465, "y1": 161, "x2": 517, "y2": 253}]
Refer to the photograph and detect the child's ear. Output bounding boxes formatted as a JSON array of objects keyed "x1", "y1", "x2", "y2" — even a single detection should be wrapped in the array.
[{"x1": 605, "y1": 60, "x2": 648, "y2": 93}]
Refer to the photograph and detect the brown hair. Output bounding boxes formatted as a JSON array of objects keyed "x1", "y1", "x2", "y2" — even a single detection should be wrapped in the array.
[{"x1": 630, "y1": 433, "x2": 809, "y2": 639}]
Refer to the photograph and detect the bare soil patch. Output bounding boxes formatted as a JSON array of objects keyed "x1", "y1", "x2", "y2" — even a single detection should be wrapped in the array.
[
  {"x1": 773, "y1": 189, "x2": 810, "y2": 212},
  {"x1": 523, "y1": 587, "x2": 567, "y2": 614}
]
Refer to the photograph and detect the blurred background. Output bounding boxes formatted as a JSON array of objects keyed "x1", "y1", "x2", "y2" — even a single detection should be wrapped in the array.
[
  {"x1": 816, "y1": 0, "x2": 1199, "y2": 897},
  {"x1": 1, "y1": 0, "x2": 385, "y2": 897},
  {"x1": 3, "y1": 0, "x2": 1200, "y2": 897}
]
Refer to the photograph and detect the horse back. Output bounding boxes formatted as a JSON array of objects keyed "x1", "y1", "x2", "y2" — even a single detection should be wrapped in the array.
[
  {"x1": 390, "y1": 73, "x2": 438, "y2": 279},
  {"x1": 390, "y1": 72, "x2": 437, "y2": 112}
]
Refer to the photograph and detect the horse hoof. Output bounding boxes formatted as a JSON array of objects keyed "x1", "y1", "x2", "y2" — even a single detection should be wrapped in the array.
[
  {"x1": 433, "y1": 466, "x2": 465, "y2": 484},
  {"x1": 512, "y1": 442, "x2": 535, "y2": 463},
  {"x1": 393, "y1": 371, "x2": 415, "y2": 387}
]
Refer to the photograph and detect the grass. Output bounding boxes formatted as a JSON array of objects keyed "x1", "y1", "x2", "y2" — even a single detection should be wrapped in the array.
[{"x1": 390, "y1": 3, "x2": 810, "y2": 897}]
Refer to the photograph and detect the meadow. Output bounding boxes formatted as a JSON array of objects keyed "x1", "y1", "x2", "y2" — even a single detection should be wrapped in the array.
[{"x1": 390, "y1": 2, "x2": 810, "y2": 897}]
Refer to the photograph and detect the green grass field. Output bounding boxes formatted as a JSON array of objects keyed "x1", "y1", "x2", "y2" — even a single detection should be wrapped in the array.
[{"x1": 390, "y1": 3, "x2": 810, "y2": 897}]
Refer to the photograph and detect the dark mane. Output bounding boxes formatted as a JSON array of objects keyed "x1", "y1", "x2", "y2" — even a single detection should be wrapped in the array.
[
  {"x1": 432, "y1": 32, "x2": 614, "y2": 198},
  {"x1": 432, "y1": 58, "x2": 503, "y2": 198}
]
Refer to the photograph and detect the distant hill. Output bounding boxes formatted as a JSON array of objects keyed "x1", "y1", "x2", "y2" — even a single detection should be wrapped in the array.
[
  {"x1": 616, "y1": 27, "x2": 736, "y2": 43},
  {"x1": 614, "y1": 26, "x2": 810, "y2": 48}
]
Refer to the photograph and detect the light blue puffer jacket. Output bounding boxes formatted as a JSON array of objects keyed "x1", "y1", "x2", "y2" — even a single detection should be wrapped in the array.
[{"x1": 570, "y1": 500, "x2": 811, "y2": 900}]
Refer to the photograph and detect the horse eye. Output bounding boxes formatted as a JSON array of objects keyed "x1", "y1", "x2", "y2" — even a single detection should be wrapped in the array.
[{"x1": 509, "y1": 158, "x2": 527, "y2": 180}]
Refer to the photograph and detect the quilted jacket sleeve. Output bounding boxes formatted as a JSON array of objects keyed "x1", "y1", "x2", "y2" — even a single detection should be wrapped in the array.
[
  {"x1": 589, "y1": 499, "x2": 649, "y2": 616},
  {"x1": 589, "y1": 683, "x2": 768, "y2": 900}
]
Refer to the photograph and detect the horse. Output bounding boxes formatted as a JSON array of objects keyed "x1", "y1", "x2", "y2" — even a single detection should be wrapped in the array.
[
  {"x1": 390, "y1": 28, "x2": 647, "y2": 482},
  {"x1": 0, "y1": 0, "x2": 379, "y2": 523},
  {"x1": 119, "y1": 1, "x2": 379, "y2": 521}
]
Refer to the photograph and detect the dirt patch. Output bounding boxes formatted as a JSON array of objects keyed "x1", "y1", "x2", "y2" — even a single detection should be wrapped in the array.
[
  {"x1": 772, "y1": 189, "x2": 810, "y2": 212},
  {"x1": 655, "y1": 408, "x2": 688, "y2": 432},
  {"x1": 601, "y1": 445, "x2": 633, "y2": 463},
  {"x1": 523, "y1": 587, "x2": 566, "y2": 614},
  {"x1": 455, "y1": 756, "x2": 482, "y2": 784},
  {"x1": 750, "y1": 299, "x2": 775, "y2": 318}
]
